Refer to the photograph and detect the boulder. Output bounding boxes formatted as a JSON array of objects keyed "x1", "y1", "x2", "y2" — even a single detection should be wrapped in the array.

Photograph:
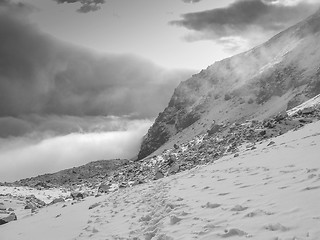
[
  {"x1": 25, "y1": 202, "x2": 37, "y2": 211},
  {"x1": 71, "y1": 192, "x2": 84, "y2": 200},
  {"x1": 98, "y1": 183, "x2": 111, "y2": 193},
  {"x1": 0, "y1": 203, "x2": 6, "y2": 210},
  {"x1": 302, "y1": 107, "x2": 315, "y2": 114},
  {"x1": 0, "y1": 213, "x2": 17, "y2": 225},
  {"x1": 50, "y1": 198, "x2": 65, "y2": 205},
  {"x1": 168, "y1": 164, "x2": 180, "y2": 175},
  {"x1": 207, "y1": 124, "x2": 221, "y2": 136},
  {"x1": 154, "y1": 170, "x2": 164, "y2": 180},
  {"x1": 26, "y1": 195, "x2": 46, "y2": 208}
]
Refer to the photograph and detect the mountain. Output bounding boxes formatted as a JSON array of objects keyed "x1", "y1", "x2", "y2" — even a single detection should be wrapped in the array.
[{"x1": 138, "y1": 9, "x2": 320, "y2": 160}]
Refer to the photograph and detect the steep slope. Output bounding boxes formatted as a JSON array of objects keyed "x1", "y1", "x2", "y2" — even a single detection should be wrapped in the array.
[
  {"x1": 2, "y1": 119, "x2": 320, "y2": 239},
  {"x1": 138, "y1": 9, "x2": 320, "y2": 159}
]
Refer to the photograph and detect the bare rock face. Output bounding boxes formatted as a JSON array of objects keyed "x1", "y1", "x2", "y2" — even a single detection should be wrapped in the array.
[{"x1": 138, "y1": 9, "x2": 320, "y2": 159}]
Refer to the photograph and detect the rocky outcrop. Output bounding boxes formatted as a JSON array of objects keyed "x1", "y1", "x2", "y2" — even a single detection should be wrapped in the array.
[
  {"x1": 0, "y1": 202, "x2": 17, "y2": 226},
  {"x1": 95, "y1": 99, "x2": 320, "y2": 195},
  {"x1": 14, "y1": 159, "x2": 129, "y2": 189},
  {"x1": 0, "y1": 213, "x2": 17, "y2": 225},
  {"x1": 25, "y1": 195, "x2": 46, "y2": 211},
  {"x1": 138, "y1": 9, "x2": 320, "y2": 160}
]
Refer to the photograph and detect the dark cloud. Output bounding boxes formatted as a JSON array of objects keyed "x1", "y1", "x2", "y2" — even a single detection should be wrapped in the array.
[
  {"x1": 171, "y1": 0, "x2": 319, "y2": 50},
  {"x1": 53, "y1": 0, "x2": 105, "y2": 13},
  {"x1": 0, "y1": 1, "x2": 193, "y2": 123}
]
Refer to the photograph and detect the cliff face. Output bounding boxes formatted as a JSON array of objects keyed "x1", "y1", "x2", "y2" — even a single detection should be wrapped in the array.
[{"x1": 138, "y1": 9, "x2": 320, "y2": 160}]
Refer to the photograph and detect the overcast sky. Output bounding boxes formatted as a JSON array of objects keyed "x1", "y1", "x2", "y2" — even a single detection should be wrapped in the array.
[
  {"x1": 0, "y1": 0, "x2": 319, "y2": 181},
  {"x1": 18, "y1": 0, "x2": 320, "y2": 69}
]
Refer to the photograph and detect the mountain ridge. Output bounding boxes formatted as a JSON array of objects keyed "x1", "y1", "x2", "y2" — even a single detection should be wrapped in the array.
[{"x1": 138, "y1": 9, "x2": 320, "y2": 160}]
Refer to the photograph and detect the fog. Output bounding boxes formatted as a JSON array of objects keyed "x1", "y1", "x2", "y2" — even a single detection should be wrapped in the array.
[{"x1": 0, "y1": 118, "x2": 152, "y2": 182}]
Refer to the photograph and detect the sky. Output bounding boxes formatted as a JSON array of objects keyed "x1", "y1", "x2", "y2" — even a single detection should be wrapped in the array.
[{"x1": 0, "y1": 0, "x2": 319, "y2": 181}]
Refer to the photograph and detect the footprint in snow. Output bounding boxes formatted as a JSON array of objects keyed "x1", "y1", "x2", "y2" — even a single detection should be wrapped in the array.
[
  {"x1": 230, "y1": 205, "x2": 248, "y2": 211},
  {"x1": 302, "y1": 185, "x2": 320, "y2": 191},
  {"x1": 202, "y1": 202, "x2": 221, "y2": 209},
  {"x1": 218, "y1": 192, "x2": 230, "y2": 196},
  {"x1": 219, "y1": 228, "x2": 248, "y2": 238},
  {"x1": 264, "y1": 223, "x2": 289, "y2": 232},
  {"x1": 245, "y1": 209, "x2": 274, "y2": 217}
]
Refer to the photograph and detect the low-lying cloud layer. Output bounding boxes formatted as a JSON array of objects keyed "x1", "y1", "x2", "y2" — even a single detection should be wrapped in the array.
[
  {"x1": 0, "y1": 119, "x2": 152, "y2": 182},
  {"x1": 171, "y1": 0, "x2": 320, "y2": 51},
  {"x1": 0, "y1": 1, "x2": 193, "y2": 181}
]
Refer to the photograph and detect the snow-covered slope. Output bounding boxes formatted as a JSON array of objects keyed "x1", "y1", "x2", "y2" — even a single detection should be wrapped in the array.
[
  {"x1": 138, "y1": 9, "x2": 320, "y2": 159},
  {"x1": 1, "y1": 118, "x2": 320, "y2": 240}
]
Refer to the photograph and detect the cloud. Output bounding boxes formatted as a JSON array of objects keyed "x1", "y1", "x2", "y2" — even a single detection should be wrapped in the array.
[
  {"x1": 0, "y1": 2, "x2": 193, "y2": 120},
  {"x1": 170, "y1": 0, "x2": 320, "y2": 51},
  {"x1": 182, "y1": 0, "x2": 202, "y2": 3},
  {"x1": 0, "y1": 1, "x2": 194, "y2": 181},
  {"x1": 0, "y1": 118, "x2": 152, "y2": 182},
  {"x1": 53, "y1": 0, "x2": 106, "y2": 13}
]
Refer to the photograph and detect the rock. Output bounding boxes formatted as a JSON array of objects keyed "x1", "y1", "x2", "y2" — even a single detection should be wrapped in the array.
[
  {"x1": 0, "y1": 203, "x2": 6, "y2": 210},
  {"x1": 298, "y1": 117, "x2": 313, "y2": 123},
  {"x1": 170, "y1": 215, "x2": 182, "y2": 225},
  {"x1": 26, "y1": 195, "x2": 46, "y2": 208},
  {"x1": 119, "y1": 182, "x2": 127, "y2": 188},
  {"x1": 234, "y1": 153, "x2": 239, "y2": 158},
  {"x1": 34, "y1": 181, "x2": 50, "y2": 189},
  {"x1": 50, "y1": 198, "x2": 65, "y2": 205},
  {"x1": 207, "y1": 124, "x2": 221, "y2": 136},
  {"x1": 267, "y1": 141, "x2": 275, "y2": 146},
  {"x1": 302, "y1": 107, "x2": 315, "y2": 114},
  {"x1": 7, "y1": 208, "x2": 14, "y2": 212},
  {"x1": 25, "y1": 202, "x2": 37, "y2": 210},
  {"x1": 274, "y1": 111, "x2": 288, "y2": 122},
  {"x1": 0, "y1": 213, "x2": 17, "y2": 225},
  {"x1": 89, "y1": 203, "x2": 100, "y2": 210},
  {"x1": 168, "y1": 164, "x2": 180, "y2": 175},
  {"x1": 154, "y1": 170, "x2": 164, "y2": 180},
  {"x1": 70, "y1": 192, "x2": 84, "y2": 200},
  {"x1": 98, "y1": 183, "x2": 111, "y2": 193}
]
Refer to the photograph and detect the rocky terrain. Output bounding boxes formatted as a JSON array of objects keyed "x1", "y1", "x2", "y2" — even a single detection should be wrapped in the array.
[
  {"x1": 7, "y1": 95, "x2": 320, "y2": 193},
  {"x1": 12, "y1": 159, "x2": 129, "y2": 189},
  {"x1": 1, "y1": 105, "x2": 320, "y2": 239},
  {"x1": 138, "y1": 8, "x2": 320, "y2": 160},
  {"x1": 1, "y1": 93, "x2": 319, "y2": 227},
  {"x1": 1, "y1": 10, "x2": 320, "y2": 237}
]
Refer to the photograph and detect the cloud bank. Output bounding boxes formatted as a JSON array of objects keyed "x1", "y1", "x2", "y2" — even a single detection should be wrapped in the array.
[{"x1": 171, "y1": 0, "x2": 320, "y2": 51}]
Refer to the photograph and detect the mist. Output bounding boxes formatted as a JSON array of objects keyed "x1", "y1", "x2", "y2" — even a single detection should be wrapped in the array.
[{"x1": 0, "y1": 118, "x2": 152, "y2": 182}]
